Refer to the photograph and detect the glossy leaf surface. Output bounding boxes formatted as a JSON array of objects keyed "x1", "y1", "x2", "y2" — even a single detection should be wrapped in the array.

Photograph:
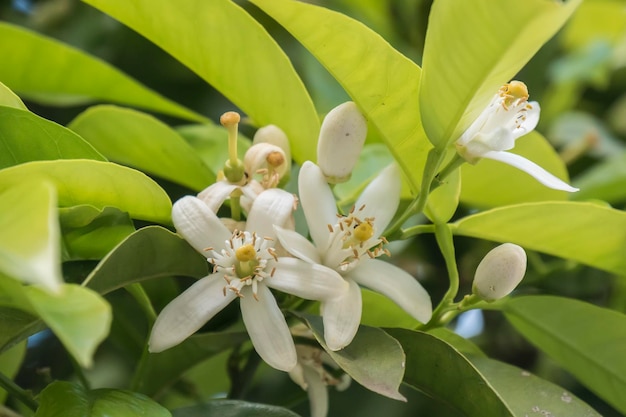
[
  {"x1": 453, "y1": 202, "x2": 626, "y2": 276},
  {"x1": 0, "y1": 23, "x2": 203, "y2": 122},
  {"x1": 0, "y1": 160, "x2": 172, "y2": 223},
  {"x1": 82, "y1": 0, "x2": 319, "y2": 163},
  {"x1": 69, "y1": 106, "x2": 215, "y2": 190},
  {"x1": 172, "y1": 400, "x2": 300, "y2": 417}
]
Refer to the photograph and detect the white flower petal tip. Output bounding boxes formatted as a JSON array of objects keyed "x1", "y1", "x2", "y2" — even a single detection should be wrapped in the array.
[
  {"x1": 317, "y1": 101, "x2": 367, "y2": 184},
  {"x1": 482, "y1": 151, "x2": 579, "y2": 192},
  {"x1": 322, "y1": 280, "x2": 362, "y2": 351},
  {"x1": 172, "y1": 196, "x2": 231, "y2": 254},
  {"x1": 472, "y1": 243, "x2": 527, "y2": 302}
]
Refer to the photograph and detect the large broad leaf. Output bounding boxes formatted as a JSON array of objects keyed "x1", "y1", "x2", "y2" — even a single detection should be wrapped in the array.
[
  {"x1": 84, "y1": 226, "x2": 208, "y2": 295},
  {"x1": 504, "y1": 295, "x2": 626, "y2": 414},
  {"x1": 251, "y1": 0, "x2": 430, "y2": 191},
  {"x1": 470, "y1": 356, "x2": 601, "y2": 417},
  {"x1": 296, "y1": 313, "x2": 406, "y2": 401},
  {"x1": 69, "y1": 106, "x2": 215, "y2": 191},
  {"x1": 459, "y1": 132, "x2": 571, "y2": 208},
  {"x1": 452, "y1": 201, "x2": 626, "y2": 276},
  {"x1": 571, "y1": 152, "x2": 626, "y2": 203},
  {"x1": 172, "y1": 400, "x2": 300, "y2": 417},
  {"x1": 0, "y1": 106, "x2": 105, "y2": 170},
  {"x1": 26, "y1": 285, "x2": 111, "y2": 368},
  {"x1": 0, "y1": 22, "x2": 204, "y2": 122},
  {"x1": 0, "y1": 81, "x2": 26, "y2": 109},
  {"x1": 136, "y1": 331, "x2": 248, "y2": 396},
  {"x1": 0, "y1": 305, "x2": 43, "y2": 355},
  {"x1": 0, "y1": 278, "x2": 111, "y2": 368},
  {"x1": 0, "y1": 160, "x2": 172, "y2": 223},
  {"x1": 59, "y1": 205, "x2": 135, "y2": 261},
  {"x1": 419, "y1": 0, "x2": 582, "y2": 147},
  {"x1": 387, "y1": 328, "x2": 514, "y2": 416},
  {"x1": 82, "y1": 0, "x2": 319, "y2": 163},
  {"x1": 35, "y1": 381, "x2": 170, "y2": 417},
  {"x1": 0, "y1": 181, "x2": 62, "y2": 293}
]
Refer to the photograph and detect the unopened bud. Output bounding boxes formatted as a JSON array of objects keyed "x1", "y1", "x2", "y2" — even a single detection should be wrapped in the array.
[
  {"x1": 253, "y1": 125, "x2": 291, "y2": 178},
  {"x1": 472, "y1": 243, "x2": 527, "y2": 302},
  {"x1": 244, "y1": 143, "x2": 289, "y2": 188},
  {"x1": 317, "y1": 101, "x2": 367, "y2": 184}
]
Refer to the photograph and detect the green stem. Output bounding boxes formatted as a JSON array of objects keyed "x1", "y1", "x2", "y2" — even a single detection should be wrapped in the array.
[
  {"x1": 0, "y1": 373, "x2": 38, "y2": 412},
  {"x1": 230, "y1": 194, "x2": 242, "y2": 222},
  {"x1": 385, "y1": 147, "x2": 446, "y2": 239},
  {"x1": 419, "y1": 223, "x2": 459, "y2": 330},
  {"x1": 398, "y1": 224, "x2": 436, "y2": 240},
  {"x1": 130, "y1": 344, "x2": 150, "y2": 392}
]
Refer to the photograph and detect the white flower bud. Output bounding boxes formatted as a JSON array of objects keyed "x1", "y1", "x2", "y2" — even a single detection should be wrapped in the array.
[
  {"x1": 472, "y1": 243, "x2": 527, "y2": 302},
  {"x1": 243, "y1": 142, "x2": 288, "y2": 188},
  {"x1": 317, "y1": 101, "x2": 367, "y2": 184},
  {"x1": 253, "y1": 125, "x2": 291, "y2": 170}
]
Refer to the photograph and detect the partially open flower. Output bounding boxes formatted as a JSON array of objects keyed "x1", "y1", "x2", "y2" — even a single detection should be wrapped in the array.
[
  {"x1": 456, "y1": 81, "x2": 578, "y2": 192},
  {"x1": 244, "y1": 142, "x2": 289, "y2": 188},
  {"x1": 316, "y1": 101, "x2": 367, "y2": 184},
  {"x1": 472, "y1": 243, "x2": 527, "y2": 302}
]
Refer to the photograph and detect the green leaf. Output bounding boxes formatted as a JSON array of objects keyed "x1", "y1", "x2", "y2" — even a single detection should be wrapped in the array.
[
  {"x1": 0, "y1": 181, "x2": 62, "y2": 293},
  {"x1": 35, "y1": 381, "x2": 171, "y2": 417},
  {"x1": 459, "y1": 132, "x2": 571, "y2": 208},
  {"x1": 470, "y1": 357, "x2": 601, "y2": 417},
  {"x1": 172, "y1": 400, "x2": 300, "y2": 417},
  {"x1": 0, "y1": 81, "x2": 26, "y2": 109},
  {"x1": 425, "y1": 168, "x2": 460, "y2": 223},
  {"x1": 136, "y1": 331, "x2": 248, "y2": 396},
  {"x1": 0, "y1": 341, "x2": 27, "y2": 404},
  {"x1": 0, "y1": 106, "x2": 105, "y2": 170},
  {"x1": 387, "y1": 328, "x2": 513, "y2": 416},
  {"x1": 425, "y1": 328, "x2": 486, "y2": 357},
  {"x1": 27, "y1": 285, "x2": 111, "y2": 368},
  {"x1": 69, "y1": 106, "x2": 215, "y2": 191},
  {"x1": 560, "y1": 0, "x2": 626, "y2": 51},
  {"x1": 59, "y1": 206, "x2": 135, "y2": 261},
  {"x1": 360, "y1": 288, "x2": 419, "y2": 329},
  {"x1": 0, "y1": 160, "x2": 172, "y2": 223},
  {"x1": 84, "y1": 226, "x2": 207, "y2": 295},
  {"x1": 296, "y1": 313, "x2": 406, "y2": 401},
  {"x1": 453, "y1": 201, "x2": 626, "y2": 276},
  {"x1": 251, "y1": 0, "x2": 430, "y2": 191},
  {"x1": 81, "y1": 0, "x2": 319, "y2": 163},
  {"x1": 419, "y1": 0, "x2": 582, "y2": 147},
  {"x1": 0, "y1": 22, "x2": 204, "y2": 122},
  {"x1": 504, "y1": 295, "x2": 626, "y2": 414},
  {"x1": 572, "y1": 152, "x2": 626, "y2": 203},
  {"x1": 0, "y1": 305, "x2": 42, "y2": 354}
]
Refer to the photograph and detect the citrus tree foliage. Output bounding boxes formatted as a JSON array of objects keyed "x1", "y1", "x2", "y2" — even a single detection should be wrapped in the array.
[{"x1": 0, "y1": 0, "x2": 625, "y2": 416}]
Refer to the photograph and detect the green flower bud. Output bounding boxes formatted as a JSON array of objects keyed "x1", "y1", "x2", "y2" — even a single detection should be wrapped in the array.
[{"x1": 472, "y1": 243, "x2": 527, "y2": 302}]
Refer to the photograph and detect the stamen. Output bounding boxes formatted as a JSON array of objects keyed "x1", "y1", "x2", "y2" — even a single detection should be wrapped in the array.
[{"x1": 327, "y1": 224, "x2": 334, "y2": 233}]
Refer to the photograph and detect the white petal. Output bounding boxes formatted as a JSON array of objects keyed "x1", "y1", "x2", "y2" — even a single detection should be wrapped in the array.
[
  {"x1": 511, "y1": 101, "x2": 540, "y2": 141},
  {"x1": 273, "y1": 225, "x2": 321, "y2": 264},
  {"x1": 303, "y1": 365, "x2": 329, "y2": 417},
  {"x1": 354, "y1": 163, "x2": 401, "y2": 234},
  {"x1": 482, "y1": 151, "x2": 579, "y2": 192},
  {"x1": 197, "y1": 181, "x2": 238, "y2": 213},
  {"x1": 246, "y1": 188, "x2": 295, "y2": 239},
  {"x1": 298, "y1": 161, "x2": 337, "y2": 251},
  {"x1": 321, "y1": 279, "x2": 362, "y2": 351},
  {"x1": 172, "y1": 196, "x2": 231, "y2": 254},
  {"x1": 240, "y1": 285, "x2": 297, "y2": 372},
  {"x1": 348, "y1": 259, "x2": 432, "y2": 323},
  {"x1": 267, "y1": 257, "x2": 348, "y2": 300},
  {"x1": 149, "y1": 275, "x2": 236, "y2": 352}
]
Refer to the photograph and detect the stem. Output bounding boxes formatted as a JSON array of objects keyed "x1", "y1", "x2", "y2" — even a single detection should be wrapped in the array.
[
  {"x1": 398, "y1": 224, "x2": 436, "y2": 240},
  {"x1": 385, "y1": 147, "x2": 446, "y2": 239},
  {"x1": 0, "y1": 373, "x2": 38, "y2": 412},
  {"x1": 230, "y1": 193, "x2": 242, "y2": 222},
  {"x1": 130, "y1": 344, "x2": 150, "y2": 392},
  {"x1": 419, "y1": 223, "x2": 459, "y2": 330}
]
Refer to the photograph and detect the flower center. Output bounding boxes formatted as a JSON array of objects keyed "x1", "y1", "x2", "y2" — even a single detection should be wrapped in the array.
[
  {"x1": 209, "y1": 231, "x2": 277, "y2": 299},
  {"x1": 325, "y1": 205, "x2": 390, "y2": 273}
]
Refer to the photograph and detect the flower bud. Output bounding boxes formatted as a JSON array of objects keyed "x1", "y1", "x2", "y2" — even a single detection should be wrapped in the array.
[
  {"x1": 317, "y1": 101, "x2": 367, "y2": 184},
  {"x1": 472, "y1": 243, "x2": 527, "y2": 302},
  {"x1": 253, "y1": 125, "x2": 291, "y2": 172},
  {"x1": 244, "y1": 142, "x2": 289, "y2": 188}
]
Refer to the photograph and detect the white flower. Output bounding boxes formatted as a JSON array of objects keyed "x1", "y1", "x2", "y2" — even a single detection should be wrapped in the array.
[
  {"x1": 275, "y1": 162, "x2": 432, "y2": 350},
  {"x1": 316, "y1": 101, "x2": 367, "y2": 184},
  {"x1": 456, "y1": 81, "x2": 578, "y2": 192},
  {"x1": 197, "y1": 175, "x2": 264, "y2": 213},
  {"x1": 472, "y1": 243, "x2": 527, "y2": 302},
  {"x1": 149, "y1": 189, "x2": 348, "y2": 372}
]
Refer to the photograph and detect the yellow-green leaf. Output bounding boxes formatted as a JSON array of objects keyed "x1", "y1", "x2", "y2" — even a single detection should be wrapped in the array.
[{"x1": 0, "y1": 81, "x2": 26, "y2": 109}]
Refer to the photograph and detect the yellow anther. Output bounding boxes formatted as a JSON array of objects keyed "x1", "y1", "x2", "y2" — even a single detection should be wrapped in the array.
[
  {"x1": 235, "y1": 244, "x2": 257, "y2": 262},
  {"x1": 353, "y1": 222, "x2": 374, "y2": 242}
]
